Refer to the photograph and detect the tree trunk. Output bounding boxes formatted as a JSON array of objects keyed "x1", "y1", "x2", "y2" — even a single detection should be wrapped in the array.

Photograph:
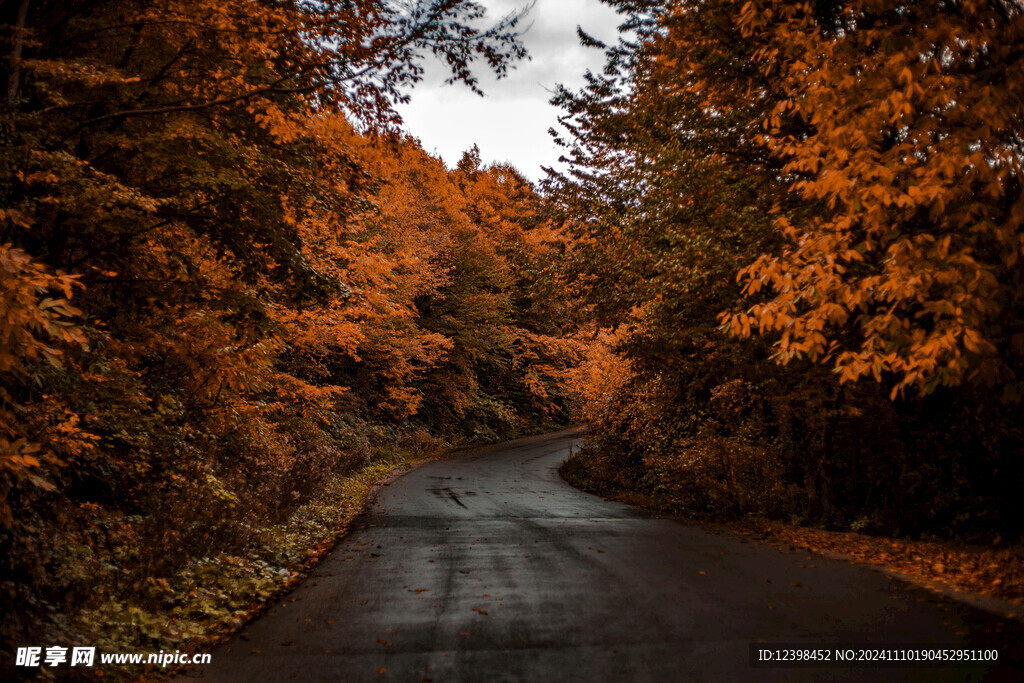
[{"x1": 6, "y1": 0, "x2": 30, "y2": 108}]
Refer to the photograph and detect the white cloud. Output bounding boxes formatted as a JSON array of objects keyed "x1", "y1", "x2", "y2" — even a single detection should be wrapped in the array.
[{"x1": 395, "y1": 0, "x2": 622, "y2": 183}]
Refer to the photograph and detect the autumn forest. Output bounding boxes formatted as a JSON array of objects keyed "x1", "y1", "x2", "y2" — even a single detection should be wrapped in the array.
[{"x1": 2, "y1": 0, "x2": 1023, "y2": 672}]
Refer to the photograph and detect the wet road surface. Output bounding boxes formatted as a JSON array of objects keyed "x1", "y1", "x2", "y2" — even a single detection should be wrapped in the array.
[{"x1": 199, "y1": 429, "x2": 1023, "y2": 681}]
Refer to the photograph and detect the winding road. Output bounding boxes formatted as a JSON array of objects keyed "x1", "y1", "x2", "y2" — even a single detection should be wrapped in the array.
[{"x1": 198, "y1": 429, "x2": 1022, "y2": 681}]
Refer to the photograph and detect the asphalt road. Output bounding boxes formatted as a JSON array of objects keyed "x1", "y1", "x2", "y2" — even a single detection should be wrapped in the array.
[{"x1": 197, "y1": 429, "x2": 1023, "y2": 681}]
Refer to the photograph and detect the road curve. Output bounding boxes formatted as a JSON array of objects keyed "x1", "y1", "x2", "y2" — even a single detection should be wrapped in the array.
[{"x1": 197, "y1": 429, "x2": 1022, "y2": 681}]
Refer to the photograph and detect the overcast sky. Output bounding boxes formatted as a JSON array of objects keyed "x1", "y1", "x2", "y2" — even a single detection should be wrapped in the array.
[{"x1": 395, "y1": 0, "x2": 623, "y2": 183}]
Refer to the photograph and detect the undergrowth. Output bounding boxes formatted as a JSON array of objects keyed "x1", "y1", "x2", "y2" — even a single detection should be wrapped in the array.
[{"x1": 13, "y1": 441, "x2": 433, "y2": 681}]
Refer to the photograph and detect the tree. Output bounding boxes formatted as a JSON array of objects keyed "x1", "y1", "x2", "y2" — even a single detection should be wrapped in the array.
[
  {"x1": 0, "y1": 243, "x2": 87, "y2": 522},
  {"x1": 1, "y1": 0, "x2": 569, "y2": 655},
  {"x1": 550, "y1": 0, "x2": 1024, "y2": 537},
  {"x1": 545, "y1": 0, "x2": 789, "y2": 421},
  {"x1": 0, "y1": 0, "x2": 533, "y2": 490},
  {"x1": 722, "y1": 0, "x2": 1024, "y2": 399}
]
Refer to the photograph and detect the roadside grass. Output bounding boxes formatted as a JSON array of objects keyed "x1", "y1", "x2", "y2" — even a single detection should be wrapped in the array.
[{"x1": 70, "y1": 451, "x2": 431, "y2": 680}]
